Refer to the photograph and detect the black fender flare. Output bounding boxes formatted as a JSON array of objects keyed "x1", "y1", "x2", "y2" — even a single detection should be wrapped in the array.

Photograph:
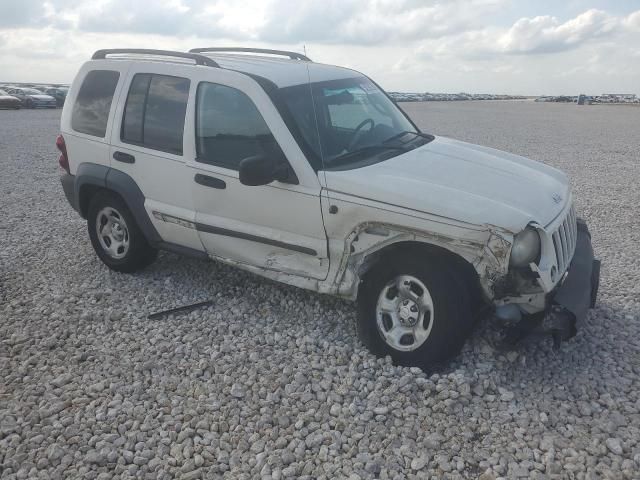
[{"x1": 74, "y1": 163, "x2": 162, "y2": 244}]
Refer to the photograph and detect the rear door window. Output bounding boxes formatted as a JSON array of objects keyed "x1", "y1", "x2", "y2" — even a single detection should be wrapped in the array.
[
  {"x1": 121, "y1": 74, "x2": 190, "y2": 155},
  {"x1": 71, "y1": 70, "x2": 120, "y2": 137}
]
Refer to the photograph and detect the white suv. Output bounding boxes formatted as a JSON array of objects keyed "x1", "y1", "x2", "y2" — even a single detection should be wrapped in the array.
[{"x1": 58, "y1": 48, "x2": 600, "y2": 368}]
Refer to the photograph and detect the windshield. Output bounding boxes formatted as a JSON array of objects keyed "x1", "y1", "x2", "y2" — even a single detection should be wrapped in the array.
[
  {"x1": 279, "y1": 76, "x2": 431, "y2": 171},
  {"x1": 0, "y1": 89, "x2": 8, "y2": 95}
]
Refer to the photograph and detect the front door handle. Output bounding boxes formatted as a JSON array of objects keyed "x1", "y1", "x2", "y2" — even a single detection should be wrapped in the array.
[
  {"x1": 195, "y1": 173, "x2": 226, "y2": 189},
  {"x1": 113, "y1": 151, "x2": 135, "y2": 164}
]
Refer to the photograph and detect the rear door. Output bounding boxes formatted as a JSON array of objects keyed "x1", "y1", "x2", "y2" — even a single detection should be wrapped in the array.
[
  {"x1": 185, "y1": 69, "x2": 329, "y2": 280},
  {"x1": 108, "y1": 63, "x2": 202, "y2": 251}
]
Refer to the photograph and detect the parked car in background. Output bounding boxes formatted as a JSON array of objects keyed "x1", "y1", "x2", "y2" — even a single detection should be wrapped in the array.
[
  {"x1": 44, "y1": 87, "x2": 69, "y2": 107},
  {"x1": 0, "y1": 89, "x2": 21, "y2": 109},
  {"x1": 5, "y1": 87, "x2": 57, "y2": 108}
]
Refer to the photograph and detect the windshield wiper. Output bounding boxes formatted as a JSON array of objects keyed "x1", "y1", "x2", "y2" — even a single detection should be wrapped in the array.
[
  {"x1": 383, "y1": 130, "x2": 432, "y2": 144},
  {"x1": 326, "y1": 145, "x2": 408, "y2": 166}
]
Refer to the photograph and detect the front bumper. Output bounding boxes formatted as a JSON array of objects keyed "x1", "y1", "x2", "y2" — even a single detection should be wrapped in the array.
[
  {"x1": 540, "y1": 219, "x2": 600, "y2": 341},
  {"x1": 501, "y1": 219, "x2": 600, "y2": 345},
  {"x1": 31, "y1": 99, "x2": 57, "y2": 108},
  {"x1": 0, "y1": 100, "x2": 20, "y2": 108}
]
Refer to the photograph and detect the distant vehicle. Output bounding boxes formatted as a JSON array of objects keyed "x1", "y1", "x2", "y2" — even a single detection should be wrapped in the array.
[
  {"x1": 0, "y1": 89, "x2": 21, "y2": 109},
  {"x1": 576, "y1": 94, "x2": 591, "y2": 105},
  {"x1": 45, "y1": 87, "x2": 69, "y2": 107},
  {"x1": 4, "y1": 87, "x2": 57, "y2": 108}
]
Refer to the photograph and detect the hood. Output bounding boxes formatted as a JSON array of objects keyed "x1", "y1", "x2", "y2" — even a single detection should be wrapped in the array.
[
  {"x1": 28, "y1": 94, "x2": 55, "y2": 100},
  {"x1": 323, "y1": 136, "x2": 570, "y2": 233},
  {"x1": 0, "y1": 95, "x2": 19, "y2": 101}
]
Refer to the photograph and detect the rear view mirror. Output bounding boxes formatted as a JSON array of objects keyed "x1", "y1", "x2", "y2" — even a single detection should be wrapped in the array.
[
  {"x1": 325, "y1": 90, "x2": 354, "y2": 105},
  {"x1": 239, "y1": 155, "x2": 275, "y2": 186},
  {"x1": 239, "y1": 155, "x2": 298, "y2": 186}
]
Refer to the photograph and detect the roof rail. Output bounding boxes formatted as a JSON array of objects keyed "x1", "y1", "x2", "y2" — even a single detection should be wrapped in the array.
[
  {"x1": 92, "y1": 49, "x2": 220, "y2": 67},
  {"x1": 189, "y1": 47, "x2": 311, "y2": 62}
]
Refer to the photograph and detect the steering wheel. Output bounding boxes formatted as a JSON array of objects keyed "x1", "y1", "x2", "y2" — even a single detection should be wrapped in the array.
[{"x1": 347, "y1": 118, "x2": 375, "y2": 151}]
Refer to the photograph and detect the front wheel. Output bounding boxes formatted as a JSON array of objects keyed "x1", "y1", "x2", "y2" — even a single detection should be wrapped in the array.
[
  {"x1": 357, "y1": 253, "x2": 474, "y2": 369},
  {"x1": 87, "y1": 191, "x2": 157, "y2": 273}
]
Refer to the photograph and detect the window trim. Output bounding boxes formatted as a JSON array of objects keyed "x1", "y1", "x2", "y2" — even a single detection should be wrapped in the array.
[
  {"x1": 120, "y1": 73, "x2": 151, "y2": 149},
  {"x1": 120, "y1": 73, "x2": 189, "y2": 156}
]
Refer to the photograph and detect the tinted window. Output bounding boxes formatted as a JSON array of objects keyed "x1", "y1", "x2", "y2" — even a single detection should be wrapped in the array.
[
  {"x1": 122, "y1": 74, "x2": 150, "y2": 144},
  {"x1": 72, "y1": 70, "x2": 120, "y2": 137},
  {"x1": 196, "y1": 82, "x2": 284, "y2": 170},
  {"x1": 121, "y1": 74, "x2": 190, "y2": 155}
]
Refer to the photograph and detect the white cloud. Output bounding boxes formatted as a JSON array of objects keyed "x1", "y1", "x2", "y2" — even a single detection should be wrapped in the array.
[
  {"x1": 497, "y1": 9, "x2": 618, "y2": 54},
  {"x1": 259, "y1": 0, "x2": 502, "y2": 45},
  {"x1": 623, "y1": 10, "x2": 640, "y2": 31}
]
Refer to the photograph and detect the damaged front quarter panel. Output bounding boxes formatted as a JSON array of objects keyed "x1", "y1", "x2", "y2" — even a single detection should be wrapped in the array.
[
  {"x1": 329, "y1": 221, "x2": 514, "y2": 301},
  {"x1": 474, "y1": 230, "x2": 513, "y2": 300}
]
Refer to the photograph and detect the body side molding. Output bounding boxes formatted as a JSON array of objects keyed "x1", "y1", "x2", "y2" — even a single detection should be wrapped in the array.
[{"x1": 195, "y1": 222, "x2": 318, "y2": 256}]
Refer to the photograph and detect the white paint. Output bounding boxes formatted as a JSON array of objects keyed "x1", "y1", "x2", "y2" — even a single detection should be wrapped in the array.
[{"x1": 323, "y1": 136, "x2": 570, "y2": 234}]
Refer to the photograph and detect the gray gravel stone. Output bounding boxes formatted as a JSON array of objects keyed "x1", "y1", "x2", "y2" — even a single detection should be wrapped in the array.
[
  {"x1": 605, "y1": 438, "x2": 623, "y2": 455},
  {"x1": 85, "y1": 450, "x2": 105, "y2": 466},
  {"x1": 411, "y1": 454, "x2": 429, "y2": 470},
  {"x1": 45, "y1": 444, "x2": 65, "y2": 462}
]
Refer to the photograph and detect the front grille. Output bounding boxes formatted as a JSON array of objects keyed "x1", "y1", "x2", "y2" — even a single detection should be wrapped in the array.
[{"x1": 551, "y1": 204, "x2": 577, "y2": 274}]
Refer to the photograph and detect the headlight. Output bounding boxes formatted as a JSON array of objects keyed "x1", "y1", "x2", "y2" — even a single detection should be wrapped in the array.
[{"x1": 510, "y1": 226, "x2": 541, "y2": 267}]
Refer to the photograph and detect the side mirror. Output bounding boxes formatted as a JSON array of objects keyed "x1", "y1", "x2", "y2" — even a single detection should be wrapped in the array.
[{"x1": 239, "y1": 155, "x2": 298, "y2": 186}]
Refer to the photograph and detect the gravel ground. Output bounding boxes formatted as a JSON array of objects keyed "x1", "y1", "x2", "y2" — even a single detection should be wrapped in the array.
[{"x1": 1, "y1": 102, "x2": 639, "y2": 480}]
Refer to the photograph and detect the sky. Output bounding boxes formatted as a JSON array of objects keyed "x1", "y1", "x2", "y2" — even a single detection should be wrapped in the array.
[{"x1": 0, "y1": 0, "x2": 639, "y2": 95}]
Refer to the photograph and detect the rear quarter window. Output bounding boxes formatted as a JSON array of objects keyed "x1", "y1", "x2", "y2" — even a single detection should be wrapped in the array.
[{"x1": 71, "y1": 70, "x2": 120, "y2": 137}]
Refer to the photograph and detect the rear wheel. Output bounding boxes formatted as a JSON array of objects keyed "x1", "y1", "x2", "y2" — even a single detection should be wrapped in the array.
[
  {"x1": 357, "y1": 252, "x2": 475, "y2": 369},
  {"x1": 87, "y1": 191, "x2": 157, "y2": 273}
]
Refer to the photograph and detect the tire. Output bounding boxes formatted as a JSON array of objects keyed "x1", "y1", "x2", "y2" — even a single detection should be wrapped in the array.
[
  {"x1": 357, "y1": 252, "x2": 474, "y2": 369},
  {"x1": 87, "y1": 191, "x2": 157, "y2": 273}
]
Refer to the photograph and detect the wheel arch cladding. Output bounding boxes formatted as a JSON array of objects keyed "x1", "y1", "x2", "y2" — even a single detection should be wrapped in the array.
[
  {"x1": 75, "y1": 163, "x2": 108, "y2": 218},
  {"x1": 75, "y1": 163, "x2": 161, "y2": 244}
]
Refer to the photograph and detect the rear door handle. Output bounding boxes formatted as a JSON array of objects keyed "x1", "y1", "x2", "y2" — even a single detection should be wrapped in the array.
[
  {"x1": 195, "y1": 173, "x2": 226, "y2": 189},
  {"x1": 113, "y1": 151, "x2": 135, "y2": 164}
]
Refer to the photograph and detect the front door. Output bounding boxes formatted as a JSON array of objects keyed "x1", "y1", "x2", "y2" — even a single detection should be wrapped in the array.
[{"x1": 187, "y1": 77, "x2": 329, "y2": 280}]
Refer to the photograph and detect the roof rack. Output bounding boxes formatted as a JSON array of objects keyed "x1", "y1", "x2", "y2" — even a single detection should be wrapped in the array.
[
  {"x1": 189, "y1": 47, "x2": 311, "y2": 62},
  {"x1": 92, "y1": 49, "x2": 220, "y2": 67}
]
